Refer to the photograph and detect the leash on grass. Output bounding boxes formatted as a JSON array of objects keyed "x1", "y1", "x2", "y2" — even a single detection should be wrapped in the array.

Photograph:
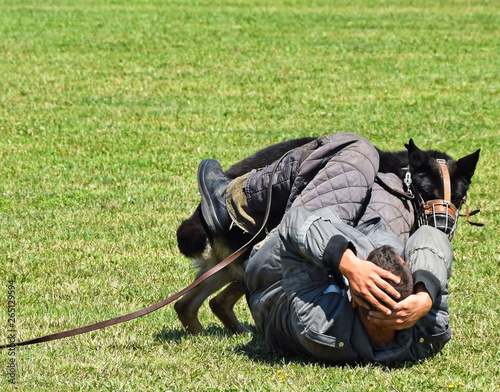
[
  {"x1": 0, "y1": 152, "x2": 289, "y2": 350},
  {"x1": 0, "y1": 245, "x2": 250, "y2": 349}
]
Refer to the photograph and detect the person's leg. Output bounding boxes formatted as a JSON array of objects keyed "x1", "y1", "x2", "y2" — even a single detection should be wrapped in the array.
[
  {"x1": 199, "y1": 132, "x2": 380, "y2": 235},
  {"x1": 197, "y1": 137, "x2": 320, "y2": 235},
  {"x1": 244, "y1": 133, "x2": 380, "y2": 226}
]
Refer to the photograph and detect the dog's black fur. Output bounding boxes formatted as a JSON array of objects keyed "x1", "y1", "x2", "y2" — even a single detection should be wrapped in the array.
[
  {"x1": 175, "y1": 136, "x2": 480, "y2": 334},
  {"x1": 378, "y1": 139, "x2": 480, "y2": 209}
]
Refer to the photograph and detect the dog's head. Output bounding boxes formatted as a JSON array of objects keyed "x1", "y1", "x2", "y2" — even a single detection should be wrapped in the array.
[{"x1": 405, "y1": 139, "x2": 481, "y2": 239}]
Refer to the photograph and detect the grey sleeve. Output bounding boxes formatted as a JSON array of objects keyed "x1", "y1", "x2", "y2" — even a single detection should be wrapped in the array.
[
  {"x1": 404, "y1": 226, "x2": 452, "y2": 302},
  {"x1": 278, "y1": 207, "x2": 355, "y2": 278}
]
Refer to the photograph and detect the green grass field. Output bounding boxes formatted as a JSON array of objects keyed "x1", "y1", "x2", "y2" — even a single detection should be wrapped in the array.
[{"x1": 0, "y1": 0, "x2": 499, "y2": 390}]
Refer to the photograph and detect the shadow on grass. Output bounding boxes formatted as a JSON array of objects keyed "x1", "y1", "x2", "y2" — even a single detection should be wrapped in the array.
[
  {"x1": 153, "y1": 326, "x2": 187, "y2": 342},
  {"x1": 153, "y1": 323, "x2": 416, "y2": 369},
  {"x1": 153, "y1": 322, "x2": 255, "y2": 342},
  {"x1": 153, "y1": 324, "x2": 327, "y2": 366},
  {"x1": 232, "y1": 330, "x2": 316, "y2": 366},
  {"x1": 233, "y1": 333, "x2": 417, "y2": 369},
  {"x1": 152, "y1": 323, "x2": 305, "y2": 365}
]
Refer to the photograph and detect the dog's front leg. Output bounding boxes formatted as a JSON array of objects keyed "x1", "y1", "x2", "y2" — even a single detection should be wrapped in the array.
[
  {"x1": 174, "y1": 270, "x2": 232, "y2": 335},
  {"x1": 209, "y1": 280, "x2": 248, "y2": 334}
]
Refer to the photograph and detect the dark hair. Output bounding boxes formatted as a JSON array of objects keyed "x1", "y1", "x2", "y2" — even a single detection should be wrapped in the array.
[{"x1": 367, "y1": 245, "x2": 413, "y2": 306}]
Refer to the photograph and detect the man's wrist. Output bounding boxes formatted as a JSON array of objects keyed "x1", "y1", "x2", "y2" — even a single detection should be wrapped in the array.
[
  {"x1": 324, "y1": 235, "x2": 352, "y2": 273},
  {"x1": 338, "y1": 248, "x2": 357, "y2": 277},
  {"x1": 413, "y1": 283, "x2": 433, "y2": 311}
]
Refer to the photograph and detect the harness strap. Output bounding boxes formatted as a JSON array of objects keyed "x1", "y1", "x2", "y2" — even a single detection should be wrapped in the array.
[
  {"x1": 378, "y1": 161, "x2": 483, "y2": 233},
  {"x1": 1, "y1": 151, "x2": 288, "y2": 349},
  {"x1": 374, "y1": 175, "x2": 414, "y2": 201},
  {"x1": 461, "y1": 203, "x2": 484, "y2": 227},
  {"x1": 436, "y1": 159, "x2": 451, "y2": 202}
]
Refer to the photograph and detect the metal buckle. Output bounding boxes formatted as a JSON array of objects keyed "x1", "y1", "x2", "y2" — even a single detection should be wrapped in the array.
[{"x1": 404, "y1": 166, "x2": 413, "y2": 197}]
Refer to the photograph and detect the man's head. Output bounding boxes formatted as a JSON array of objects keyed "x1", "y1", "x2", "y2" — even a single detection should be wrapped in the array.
[
  {"x1": 366, "y1": 245, "x2": 413, "y2": 308},
  {"x1": 354, "y1": 245, "x2": 414, "y2": 347}
]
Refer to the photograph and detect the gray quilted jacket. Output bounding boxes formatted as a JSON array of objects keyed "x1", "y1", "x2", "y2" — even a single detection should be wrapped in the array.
[
  {"x1": 244, "y1": 133, "x2": 415, "y2": 243},
  {"x1": 243, "y1": 133, "x2": 452, "y2": 364},
  {"x1": 245, "y1": 207, "x2": 452, "y2": 365}
]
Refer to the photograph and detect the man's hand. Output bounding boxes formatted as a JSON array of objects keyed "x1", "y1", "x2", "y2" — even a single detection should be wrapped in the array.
[
  {"x1": 339, "y1": 249, "x2": 402, "y2": 315},
  {"x1": 366, "y1": 283, "x2": 432, "y2": 330}
]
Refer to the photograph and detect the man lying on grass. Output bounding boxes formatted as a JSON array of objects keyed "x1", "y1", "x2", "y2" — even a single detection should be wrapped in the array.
[
  {"x1": 197, "y1": 133, "x2": 452, "y2": 365},
  {"x1": 243, "y1": 207, "x2": 449, "y2": 365}
]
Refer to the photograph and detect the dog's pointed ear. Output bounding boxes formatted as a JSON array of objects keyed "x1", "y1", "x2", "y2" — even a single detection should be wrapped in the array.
[
  {"x1": 457, "y1": 149, "x2": 481, "y2": 181},
  {"x1": 404, "y1": 138, "x2": 416, "y2": 150},
  {"x1": 405, "y1": 139, "x2": 428, "y2": 169}
]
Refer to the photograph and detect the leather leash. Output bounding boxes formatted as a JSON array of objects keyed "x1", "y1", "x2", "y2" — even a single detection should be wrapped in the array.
[
  {"x1": 1, "y1": 151, "x2": 287, "y2": 349},
  {"x1": 0, "y1": 246, "x2": 250, "y2": 349}
]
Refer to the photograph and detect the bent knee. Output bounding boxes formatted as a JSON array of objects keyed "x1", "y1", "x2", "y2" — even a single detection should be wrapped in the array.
[
  {"x1": 322, "y1": 133, "x2": 379, "y2": 169},
  {"x1": 406, "y1": 225, "x2": 453, "y2": 261}
]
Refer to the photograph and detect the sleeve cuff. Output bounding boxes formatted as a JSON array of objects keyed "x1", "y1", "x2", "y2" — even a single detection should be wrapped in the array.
[
  {"x1": 323, "y1": 235, "x2": 354, "y2": 285},
  {"x1": 413, "y1": 270, "x2": 440, "y2": 303}
]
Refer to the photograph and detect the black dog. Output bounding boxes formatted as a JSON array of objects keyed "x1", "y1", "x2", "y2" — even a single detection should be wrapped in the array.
[{"x1": 175, "y1": 136, "x2": 480, "y2": 334}]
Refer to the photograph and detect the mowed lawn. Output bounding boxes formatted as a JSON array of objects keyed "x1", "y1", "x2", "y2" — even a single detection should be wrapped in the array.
[{"x1": 0, "y1": 0, "x2": 499, "y2": 390}]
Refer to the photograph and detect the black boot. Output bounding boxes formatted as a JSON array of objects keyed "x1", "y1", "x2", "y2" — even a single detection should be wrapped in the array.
[{"x1": 197, "y1": 159, "x2": 232, "y2": 235}]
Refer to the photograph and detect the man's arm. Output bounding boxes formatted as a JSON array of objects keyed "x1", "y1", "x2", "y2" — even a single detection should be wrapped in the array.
[
  {"x1": 405, "y1": 226, "x2": 452, "y2": 303},
  {"x1": 338, "y1": 248, "x2": 402, "y2": 315},
  {"x1": 279, "y1": 206, "x2": 402, "y2": 314},
  {"x1": 366, "y1": 225, "x2": 452, "y2": 330}
]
